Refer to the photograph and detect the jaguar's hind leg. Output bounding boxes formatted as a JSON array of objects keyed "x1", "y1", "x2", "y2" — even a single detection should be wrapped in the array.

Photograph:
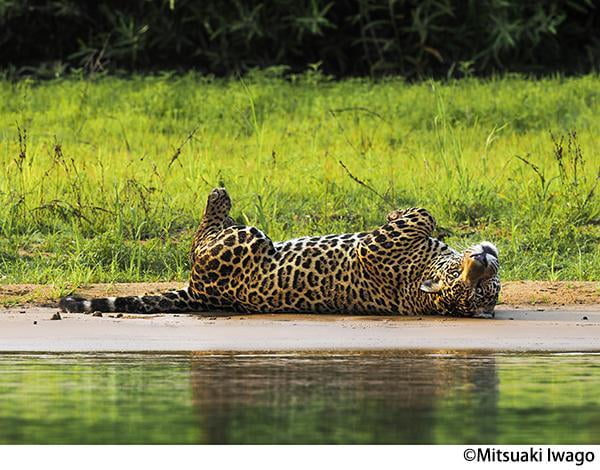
[{"x1": 190, "y1": 188, "x2": 234, "y2": 261}]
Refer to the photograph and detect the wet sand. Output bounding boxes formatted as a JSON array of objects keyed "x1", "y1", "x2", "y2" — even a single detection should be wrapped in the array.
[{"x1": 1, "y1": 305, "x2": 599, "y2": 352}]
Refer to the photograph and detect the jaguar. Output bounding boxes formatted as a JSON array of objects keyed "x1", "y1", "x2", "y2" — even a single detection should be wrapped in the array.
[{"x1": 60, "y1": 187, "x2": 500, "y2": 316}]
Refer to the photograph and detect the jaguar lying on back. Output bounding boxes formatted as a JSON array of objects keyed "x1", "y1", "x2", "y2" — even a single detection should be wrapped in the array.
[{"x1": 60, "y1": 188, "x2": 500, "y2": 316}]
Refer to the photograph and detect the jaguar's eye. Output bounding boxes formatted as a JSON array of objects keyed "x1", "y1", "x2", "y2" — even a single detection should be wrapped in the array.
[
  {"x1": 476, "y1": 286, "x2": 483, "y2": 294},
  {"x1": 451, "y1": 271, "x2": 460, "y2": 278}
]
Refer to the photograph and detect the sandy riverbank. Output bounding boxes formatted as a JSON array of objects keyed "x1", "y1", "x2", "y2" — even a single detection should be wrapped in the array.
[
  {"x1": 1, "y1": 281, "x2": 598, "y2": 352},
  {"x1": 1, "y1": 304, "x2": 599, "y2": 352}
]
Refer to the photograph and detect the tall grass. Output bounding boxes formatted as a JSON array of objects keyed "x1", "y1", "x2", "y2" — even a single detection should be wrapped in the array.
[{"x1": 0, "y1": 73, "x2": 598, "y2": 286}]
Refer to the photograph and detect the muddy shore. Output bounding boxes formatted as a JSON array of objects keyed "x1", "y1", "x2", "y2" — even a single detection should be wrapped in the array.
[
  {"x1": 0, "y1": 304, "x2": 598, "y2": 352},
  {"x1": 1, "y1": 281, "x2": 598, "y2": 352}
]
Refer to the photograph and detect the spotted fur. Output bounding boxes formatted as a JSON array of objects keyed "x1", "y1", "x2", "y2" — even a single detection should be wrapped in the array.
[{"x1": 60, "y1": 188, "x2": 500, "y2": 316}]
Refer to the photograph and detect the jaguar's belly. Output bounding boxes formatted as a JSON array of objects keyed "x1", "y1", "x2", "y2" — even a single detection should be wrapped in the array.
[{"x1": 189, "y1": 229, "x2": 371, "y2": 313}]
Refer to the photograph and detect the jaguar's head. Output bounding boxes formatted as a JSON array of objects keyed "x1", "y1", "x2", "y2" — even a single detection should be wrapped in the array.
[{"x1": 420, "y1": 242, "x2": 501, "y2": 316}]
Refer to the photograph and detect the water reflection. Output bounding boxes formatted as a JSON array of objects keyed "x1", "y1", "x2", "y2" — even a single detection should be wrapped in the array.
[
  {"x1": 0, "y1": 354, "x2": 200, "y2": 444},
  {"x1": 190, "y1": 353, "x2": 500, "y2": 443},
  {"x1": 0, "y1": 352, "x2": 599, "y2": 444}
]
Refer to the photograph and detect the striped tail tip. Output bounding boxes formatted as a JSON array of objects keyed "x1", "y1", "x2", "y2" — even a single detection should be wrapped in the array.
[
  {"x1": 59, "y1": 296, "x2": 118, "y2": 313},
  {"x1": 59, "y1": 296, "x2": 93, "y2": 313},
  {"x1": 59, "y1": 288, "x2": 203, "y2": 314}
]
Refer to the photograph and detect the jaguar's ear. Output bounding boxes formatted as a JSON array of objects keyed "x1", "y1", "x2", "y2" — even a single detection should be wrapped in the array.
[{"x1": 420, "y1": 279, "x2": 445, "y2": 293}]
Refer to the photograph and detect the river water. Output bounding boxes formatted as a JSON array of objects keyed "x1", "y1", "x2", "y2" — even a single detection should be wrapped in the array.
[{"x1": 0, "y1": 352, "x2": 599, "y2": 444}]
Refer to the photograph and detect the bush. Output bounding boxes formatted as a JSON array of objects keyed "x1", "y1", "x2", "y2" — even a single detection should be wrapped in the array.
[{"x1": 1, "y1": 0, "x2": 599, "y2": 78}]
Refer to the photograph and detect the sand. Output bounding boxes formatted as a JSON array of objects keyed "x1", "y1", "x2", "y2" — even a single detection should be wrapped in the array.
[
  {"x1": 1, "y1": 281, "x2": 598, "y2": 352},
  {"x1": 1, "y1": 304, "x2": 599, "y2": 352}
]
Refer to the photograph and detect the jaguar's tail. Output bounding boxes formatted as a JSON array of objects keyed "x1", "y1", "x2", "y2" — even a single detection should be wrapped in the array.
[{"x1": 59, "y1": 287, "x2": 202, "y2": 314}]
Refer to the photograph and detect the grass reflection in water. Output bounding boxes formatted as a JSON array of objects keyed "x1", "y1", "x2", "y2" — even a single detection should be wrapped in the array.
[{"x1": 0, "y1": 352, "x2": 599, "y2": 444}]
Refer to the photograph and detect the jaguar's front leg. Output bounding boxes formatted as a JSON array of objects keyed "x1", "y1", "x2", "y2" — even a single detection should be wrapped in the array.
[
  {"x1": 385, "y1": 207, "x2": 436, "y2": 238},
  {"x1": 356, "y1": 207, "x2": 438, "y2": 273}
]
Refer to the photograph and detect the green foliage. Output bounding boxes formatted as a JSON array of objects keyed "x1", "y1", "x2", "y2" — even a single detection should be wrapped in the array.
[
  {"x1": 0, "y1": 0, "x2": 599, "y2": 78},
  {"x1": 0, "y1": 74, "x2": 599, "y2": 284}
]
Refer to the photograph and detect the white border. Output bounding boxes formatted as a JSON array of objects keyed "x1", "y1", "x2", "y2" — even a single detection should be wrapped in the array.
[{"x1": 3, "y1": 445, "x2": 600, "y2": 470}]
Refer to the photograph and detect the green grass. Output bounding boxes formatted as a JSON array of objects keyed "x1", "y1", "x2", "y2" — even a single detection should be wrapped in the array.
[{"x1": 0, "y1": 72, "x2": 599, "y2": 286}]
